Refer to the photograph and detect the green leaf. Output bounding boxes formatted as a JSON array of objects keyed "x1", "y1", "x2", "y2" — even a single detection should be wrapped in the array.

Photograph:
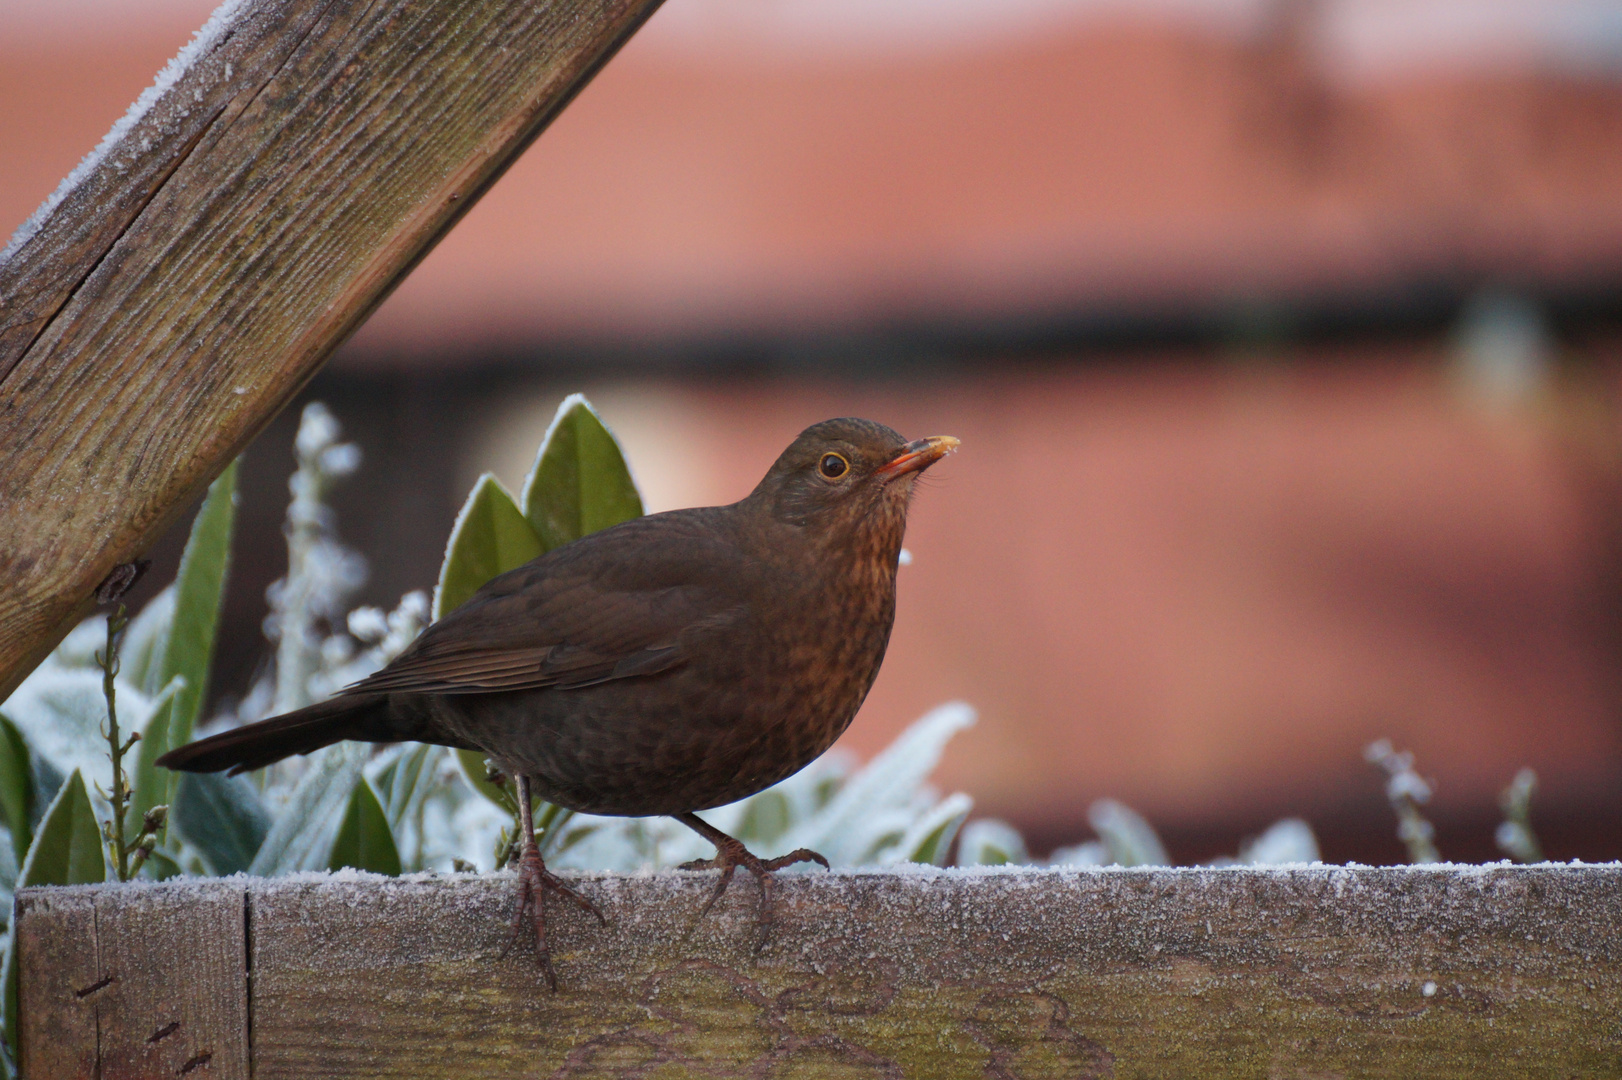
[
  {"x1": 171, "y1": 771, "x2": 271, "y2": 876},
  {"x1": 249, "y1": 742, "x2": 368, "y2": 875},
  {"x1": 157, "y1": 460, "x2": 238, "y2": 751},
  {"x1": 0, "y1": 934, "x2": 13, "y2": 1078},
  {"x1": 0, "y1": 715, "x2": 34, "y2": 861},
  {"x1": 328, "y1": 779, "x2": 401, "y2": 876},
  {"x1": 17, "y1": 770, "x2": 104, "y2": 889},
  {"x1": 898, "y1": 792, "x2": 972, "y2": 867},
  {"x1": 520, "y1": 394, "x2": 644, "y2": 550},
  {"x1": 374, "y1": 743, "x2": 439, "y2": 871},
  {"x1": 376, "y1": 743, "x2": 434, "y2": 831},
  {"x1": 130, "y1": 461, "x2": 237, "y2": 842},
  {"x1": 735, "y1": 788, "x2": 792, "y2": 846},
  {"x1": 1, "y1": 771, "x2": 101, "y2": 1073},
  {"x1": 26, "y1": 757, "x2": 62, "y2": 839},
  {"x1": 955, "y1": 819, "x2": 1029, "y2": 868},
  {"x1": 433, "y1": 474, "x2": 543, "y2": 619}
]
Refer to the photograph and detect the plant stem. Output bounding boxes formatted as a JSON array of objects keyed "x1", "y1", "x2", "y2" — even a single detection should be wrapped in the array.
[
  {"x1": 99, "y1": 604, "x2": 135, "y2": 880},
  {"x1": 97, "y1": 601, "x2": 168, "y2": 881}
]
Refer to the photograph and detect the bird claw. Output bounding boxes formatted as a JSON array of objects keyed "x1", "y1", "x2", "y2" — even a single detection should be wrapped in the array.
[
  {"x1": 763, "y1": 847, "x2": 830, "y2": 872},
  {"x1": 675, "y1": 826, "x2": 828, "y2": 950},
  {"x1": 501, "y1": 843, "x2": 604, "y2": 991}
]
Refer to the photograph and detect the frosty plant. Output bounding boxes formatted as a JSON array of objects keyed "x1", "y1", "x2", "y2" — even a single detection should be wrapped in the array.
[
  {"x1": 1496, "y1": 767, "x2": 1543, "y2": 864},
  {"x1": 1366, "y1": 738, "x2": 1440, "y2": 863}
]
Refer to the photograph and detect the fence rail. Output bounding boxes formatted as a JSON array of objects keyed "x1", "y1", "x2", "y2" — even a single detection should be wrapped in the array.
[{"x1": 17, "y1": 864, "x2": 1622, "y2": 1078}]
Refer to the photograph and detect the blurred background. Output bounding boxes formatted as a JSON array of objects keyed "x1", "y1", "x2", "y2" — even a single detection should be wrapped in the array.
[{"x1": 7, "y1": 0, "x2": 1622, "y2": 864}]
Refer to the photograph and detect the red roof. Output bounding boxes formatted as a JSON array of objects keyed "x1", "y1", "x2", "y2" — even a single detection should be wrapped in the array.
[{"x1": 7, "y1": 5, "x2": 1622, "y2": 354}]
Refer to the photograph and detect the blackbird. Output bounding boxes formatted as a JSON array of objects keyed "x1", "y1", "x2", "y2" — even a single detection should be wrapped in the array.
[{"x1": 158, "y1": 417, "x2": 958, "y2": 984}]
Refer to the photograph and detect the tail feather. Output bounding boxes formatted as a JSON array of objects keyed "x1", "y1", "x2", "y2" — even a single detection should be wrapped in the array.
[{"x1": 156, "y1": 695, "x2": 392, "y2": 776}]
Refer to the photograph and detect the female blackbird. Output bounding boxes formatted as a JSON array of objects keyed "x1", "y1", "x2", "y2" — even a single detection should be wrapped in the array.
[{"x1": 159, "y1": 417, "x2": 958, "y2": 984}]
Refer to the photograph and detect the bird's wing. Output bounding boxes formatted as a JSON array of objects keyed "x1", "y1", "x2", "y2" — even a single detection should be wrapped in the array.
[{"x1": 341, "y1": 511, "x2": 752, "y2": 696}]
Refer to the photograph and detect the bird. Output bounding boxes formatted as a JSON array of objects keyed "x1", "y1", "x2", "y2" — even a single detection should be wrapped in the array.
[{"x1": 158, "y1": 417, "x2": 959, "y2": 986}]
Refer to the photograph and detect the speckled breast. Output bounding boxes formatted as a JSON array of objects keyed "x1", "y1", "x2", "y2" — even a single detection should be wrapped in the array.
[{"x1": 436, "y1": 564, "x2": 899, "y2": 818}]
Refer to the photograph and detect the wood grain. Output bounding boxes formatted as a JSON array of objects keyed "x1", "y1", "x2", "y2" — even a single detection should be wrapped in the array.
[
  {"x1": 0, "y1": 0, "x2": 665, "y2": 700},
  {"x1": 93, "y1": 884, "x2": 249, "y2": 1079},
  {"x1": 13, "y1": 889, "x2": 97, "y2": 1080},
  {"x1": 16, "y1": 883, "x2": 249, "y2": 1080},
  {"x1": 18, "y1": 865, "x2": 1622, "y2": 1077}
]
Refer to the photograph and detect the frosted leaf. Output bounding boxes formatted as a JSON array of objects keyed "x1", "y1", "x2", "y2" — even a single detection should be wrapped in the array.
[
  {"x1": 958, "y1": 819, "x2": 1030, "y2": 867},
  {"x1": 53, "y1": 617, "x2": 115, "y2": 668},
  {"x1": 4, "y1": 662, "x2": 144, "y2": 778},
  {"x1": 396, "y1": 591, "x2": 430, "y2": 625},
  {"x1": 779, "y1": 701, "x2": 975, "y2": 865},
  {"x1": 1049, "y1": 840, "x2": 1107, "y2": 867},
  {"x1": 0, "y1": 829, "x2": 16, "y2": 897},
  {"x1": 1363, "y1": 738, "x2": 1395, "y2": 764},
  {"x1": 1238, "y1": 818, "x2": 1320, "y2": 865},
  {"x1": 248, "y1": 742, "x2": 369, "y2": 875},
  {"x1": 320, "y1": 635, "x2": 356, "y2": 669},
  {"x1": 1088, "y1": 798, "x2": 1168, "y2": 867},
  {"x1": 380, "y1": 592, "x2": 430, "y2": 657},
  {"x1": 881, "y1": 790, "x2": 971, "y2": 866}
]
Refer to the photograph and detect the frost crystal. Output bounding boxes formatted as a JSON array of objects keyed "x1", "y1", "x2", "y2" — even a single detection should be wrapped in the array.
[{"x1": 0, "y1": 0, "x2": 254, "y2": 263}]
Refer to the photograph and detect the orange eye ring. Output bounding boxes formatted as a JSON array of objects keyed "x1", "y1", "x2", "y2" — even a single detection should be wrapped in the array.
[{"x1": 819, "y1": 453, "x2": 849, "y2": 480}]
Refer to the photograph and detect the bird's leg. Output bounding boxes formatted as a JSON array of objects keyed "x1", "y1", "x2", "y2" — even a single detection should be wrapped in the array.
[
  {"x1": 503, "y1": 774, "x2": 604, "y2": 990},
  {"x1": 673, "y1": 811, "x2": 829, "y2": 948}
]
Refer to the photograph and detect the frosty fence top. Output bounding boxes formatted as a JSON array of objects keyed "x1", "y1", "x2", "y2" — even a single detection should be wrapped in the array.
[{"x1": 17, "y1": 863, "x2": 1622, "y2": 1078}]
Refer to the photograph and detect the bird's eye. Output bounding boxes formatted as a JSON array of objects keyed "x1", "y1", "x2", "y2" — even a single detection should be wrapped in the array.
[{"x1": 819, "y1": 453, "x2": 849, "y2": 479}]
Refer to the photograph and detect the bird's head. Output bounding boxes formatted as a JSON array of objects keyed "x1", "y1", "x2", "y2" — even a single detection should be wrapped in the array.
[{"x1": 751, "y1": 418, "x2": 959, "y2": 545}]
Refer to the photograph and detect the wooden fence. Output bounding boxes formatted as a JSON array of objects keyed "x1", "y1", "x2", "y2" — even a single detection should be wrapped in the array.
[{"x1": 17, "y1": 864, "x2": 1622, "y2": 1077}]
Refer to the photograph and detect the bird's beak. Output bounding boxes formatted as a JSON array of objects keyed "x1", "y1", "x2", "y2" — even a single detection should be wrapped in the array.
[{"x1": 876, "y1": 435, "x2": 960, "y2": 479}]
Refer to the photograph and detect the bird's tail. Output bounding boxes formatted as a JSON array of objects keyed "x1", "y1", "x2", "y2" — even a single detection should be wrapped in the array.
[{"x1": 155, "y1": 695, "x2": 395, "y2": 776}]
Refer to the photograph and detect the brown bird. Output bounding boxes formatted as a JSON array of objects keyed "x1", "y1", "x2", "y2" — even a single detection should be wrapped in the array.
[{"x1": 158, "y1": 418, "x2": 958, "y2": 985}]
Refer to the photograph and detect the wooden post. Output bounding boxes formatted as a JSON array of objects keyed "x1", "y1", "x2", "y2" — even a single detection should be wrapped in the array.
[
  {"x1": 17, "y1": 865, "x2": 1622, "y2": 1077},
  {"x1": 0, "y1": 0, "x2": 664, "y2": 700}
]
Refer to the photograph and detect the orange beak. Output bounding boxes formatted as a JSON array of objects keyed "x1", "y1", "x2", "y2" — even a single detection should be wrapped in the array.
[{"x1": 876, "y1": 435, "x2": 960, "y2": 479}]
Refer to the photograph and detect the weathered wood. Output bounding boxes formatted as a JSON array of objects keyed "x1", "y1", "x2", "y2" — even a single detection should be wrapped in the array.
[
  {"x1": 16, "y1": 882, "x2": 249, "y2": 1080},
  {"x1": 18, "y1": 865, "x2": 1622, "y2": 1077},
  {"x1": 12, "y1": 889, "x2": 97, "y2": 1080},
  {"x1": 0, "y1": 0, "x2": 664, "y2": 700}
]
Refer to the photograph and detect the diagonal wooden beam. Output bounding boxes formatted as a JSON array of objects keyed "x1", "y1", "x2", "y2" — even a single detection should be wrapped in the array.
[{"x1": 0, "y1": 0, "x2": 665, "y2": 699}]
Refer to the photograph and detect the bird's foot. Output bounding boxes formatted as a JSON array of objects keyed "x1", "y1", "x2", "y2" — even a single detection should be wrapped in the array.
[
  {"x1": 674, "y1": 819, "x2": 828, "y2": 949},
  {"x1": 501, "y1": 841, "x2": 605, "y2": 990}
]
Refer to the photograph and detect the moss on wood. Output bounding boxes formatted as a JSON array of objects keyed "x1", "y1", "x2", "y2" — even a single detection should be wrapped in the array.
[{"x1": 18, "y1": 865, "x2": 1622, "y2": 1077}]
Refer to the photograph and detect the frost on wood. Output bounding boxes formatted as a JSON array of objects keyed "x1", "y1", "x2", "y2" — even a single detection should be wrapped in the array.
[
  {"x1": 18, "y1": 865, "x2": 1622, "y2": 1078},
  {"x1": 0, "y1": 0, "x2": 258, "y2": 270}
]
